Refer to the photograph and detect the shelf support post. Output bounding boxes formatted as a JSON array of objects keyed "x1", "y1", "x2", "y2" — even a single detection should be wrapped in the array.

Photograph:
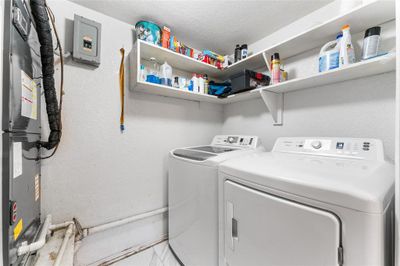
[{"x1": 260, "y1": 90, "x2": 283, "y2": 125}]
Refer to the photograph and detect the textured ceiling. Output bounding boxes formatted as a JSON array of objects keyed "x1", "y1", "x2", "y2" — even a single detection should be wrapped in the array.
[{"x1": 68, "y1": 0, "x2": 334, "y2": 54}]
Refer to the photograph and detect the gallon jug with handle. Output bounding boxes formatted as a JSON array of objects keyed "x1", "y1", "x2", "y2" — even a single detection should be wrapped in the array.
[{"x1": 319, "y1": 34, "x2": 341, "y2": 72}]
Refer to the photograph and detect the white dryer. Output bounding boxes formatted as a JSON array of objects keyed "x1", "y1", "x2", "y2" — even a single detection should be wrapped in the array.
[
  {"x1": 168, "y1": 135, "x2": 264, "y2": 266},
  {"x1": 218, "y1": 137, "x2": 394, "y2": 266}
]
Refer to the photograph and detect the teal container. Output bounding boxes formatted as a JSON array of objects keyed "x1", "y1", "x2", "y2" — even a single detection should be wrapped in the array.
[{"x1": 135, "y1": 21, "x2": 161, "y2": 46}]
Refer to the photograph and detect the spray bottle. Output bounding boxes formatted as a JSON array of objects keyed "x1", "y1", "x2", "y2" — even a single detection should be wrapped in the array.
[{"x1": 339, "y1": 24, "x2": 355, "y2": 67}]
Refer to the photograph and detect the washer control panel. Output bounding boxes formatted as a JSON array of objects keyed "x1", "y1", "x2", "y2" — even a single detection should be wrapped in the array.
[
  {"x1": 212, "y1": 135, "x2": 261, "y2": 149},
  {"x1": 273, "y1": 137, "x2": 384, "y2": 161}
]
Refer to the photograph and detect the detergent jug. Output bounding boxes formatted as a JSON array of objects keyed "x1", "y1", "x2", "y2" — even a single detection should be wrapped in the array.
[{"x1": 319, "y1": 34, "x2": 341, "y2": 72}]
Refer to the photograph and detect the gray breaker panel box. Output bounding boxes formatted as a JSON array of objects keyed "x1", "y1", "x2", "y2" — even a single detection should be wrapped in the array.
[{"x1": 73, "y1": 14, "x2": 101, "y2": 67}]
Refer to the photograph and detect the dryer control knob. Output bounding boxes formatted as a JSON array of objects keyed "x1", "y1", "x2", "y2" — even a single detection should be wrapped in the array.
[{"x1": 311, "y1": 141, "x2": 322, "y2": 149}]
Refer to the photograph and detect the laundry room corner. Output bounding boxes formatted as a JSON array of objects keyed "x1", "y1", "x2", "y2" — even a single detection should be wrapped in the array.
[
  {"x1": 1, "y1": 0, "x2": 398, "y2": 265},
  {"x1": 222, "y1": 0, "x2": 396, "y2": 161},
  {"x1": 37, "y1": 0, "x2": 224, "y2": 263}
]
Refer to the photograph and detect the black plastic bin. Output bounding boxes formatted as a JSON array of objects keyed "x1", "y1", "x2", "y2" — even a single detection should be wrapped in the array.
[{"x1": 230, "y1": 69, "x2": 270, "y2": 94}]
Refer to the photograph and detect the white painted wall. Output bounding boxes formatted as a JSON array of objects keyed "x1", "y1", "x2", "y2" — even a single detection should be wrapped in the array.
[
  {"x1": 39, "y1": 0, "x2": 223, "y2": 262},
  {"x1": 395, "y1": 0, "x2": 399, "y2": 264},
  {"x1": 223, "y1": 4, "x2": 396, "y2": 161},
  {"x1": 0, "y1": 0, "x2": 4, "y2": 261},
  {"x1": 0, "y1": 0, "x2": 394, "y2": 263},
  {"x1": 249, "y1": 0, "x2": 363, "y2": 54}
]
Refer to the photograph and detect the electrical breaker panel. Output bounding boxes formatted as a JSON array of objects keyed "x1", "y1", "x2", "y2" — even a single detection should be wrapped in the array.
[{"x1": 72, "y1": 14, "x2": 101, "y2": 67}]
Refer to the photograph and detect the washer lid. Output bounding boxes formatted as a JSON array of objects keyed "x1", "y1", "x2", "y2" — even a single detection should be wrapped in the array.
[
  {"x1": 190, "y1": 145, "x2": 238, "y2": 153},
  {"x1": 172, "y1": 148, "x2": 218, "y2": 161},
  {"x1": 219, "y1": 152, "x2": 394, "y2": 213},
  {"x1": 172, "y1": 145, "x2": 240, "y2": 161}
]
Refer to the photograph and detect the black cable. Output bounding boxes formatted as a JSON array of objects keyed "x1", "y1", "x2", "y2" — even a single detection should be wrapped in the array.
[
  {"x1": 29, "y1": 0, "x2": 64, "y2": 159},
  {"x1": 40, "y1": 1, "x2": 64, "y2": 160}
]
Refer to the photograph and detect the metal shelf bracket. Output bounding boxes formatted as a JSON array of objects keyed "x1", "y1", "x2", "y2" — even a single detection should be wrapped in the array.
[{"x1": 260, "y1": 89, "x2": 283, "y2": 126}]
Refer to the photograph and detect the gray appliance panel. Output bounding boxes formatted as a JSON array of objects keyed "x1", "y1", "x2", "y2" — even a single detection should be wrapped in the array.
[
  {"x1": 173, "y1": 149, "x2": 217, "y2": 161},
  {"x1": 2, "y1": 133, "x2": 41, "y2": 265},
  {"x1": 3, "y1": 0, "x2": 41, "y2": 134}
]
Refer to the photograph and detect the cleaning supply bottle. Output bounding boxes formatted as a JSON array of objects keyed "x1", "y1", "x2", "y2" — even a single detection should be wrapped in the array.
[
  {"x1": 318, "y1": 34, "x2": 341, "y2": 72},
  {"x1": 146, "y1": 57, "x2": 160, "y2": 84},
  {"x1": 241, "y1": 44, "x2": 248, "y2": 59},
  {"x1": 339, "y1": 24, "x2": 355, "y2": 67},
  {"x1": 173, "y1": 76, "x2": 179, "y2": 88},
  {"x1": 271, "y1": 53, "x2": 281, "y2": 84},
  {"x1": 203, "y1": 74, "x2": 209, "y2": 94},
  {"x1": 139, "y1": 65, "x2": 147, "y2": 81},
  {"x1": 198, "y1": 75, "x2": 205, "y2": 94},
  {"x1": 189, "y1": 74, "x2": 198, "y2": 92},
  {"x1": 234, "y1": 44, "x2": 241, "y2": 62},
  {"x1": 160, "y1": 61, "x2": 172, "y2": 86},
  {"x1": 362, "y1": 26, "x2": 381, "y2": 60}
]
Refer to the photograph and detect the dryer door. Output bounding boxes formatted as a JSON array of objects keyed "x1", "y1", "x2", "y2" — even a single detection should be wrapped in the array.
[{"x1": 224, "y1": 180, "x2": 342, "y2": 266}]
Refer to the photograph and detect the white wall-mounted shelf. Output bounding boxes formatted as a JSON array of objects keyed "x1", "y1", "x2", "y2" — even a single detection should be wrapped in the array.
[
  {"x1": 130, "y1": 51, "x2": 396, "y2": 123},
  {"x1": 219, "y1": 0, "x2": 395, "y2": 79},
  {"x1": 134, "y1": 81, "x2": 224, "y2": 104},
  {"x1": 130, "y1": 41, "x2": 226, "y2": 103},
  {"x1": 263, "y1": 53, "x2": 396, "y2": 94},
  {"x1": 129, "y1": 0, "x2": 395, "y2": 125},
  {"x1": 257, "y1": 53, "x2": 396, "y2": 124},
  {"x1": 139, "y1": 40, "x2": 222, "y2": 78}
]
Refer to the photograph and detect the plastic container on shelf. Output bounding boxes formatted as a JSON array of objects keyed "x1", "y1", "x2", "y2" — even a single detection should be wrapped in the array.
[
  {"x1": 230, "y1": 69, "x2": 270, "y2": 94},
  {"x1": 161, "y1": 26, "x2": 170, "y2": 48},
  {"x1": 146, "y1": 57, "x2": 160, "y2": 84},
  {"x1": 135, "y1": 21, "x2": 161, "y2": 46},
  {"x1": 203, "y1": 74, "x2": 209, "y2": 94},
  {"x1": 339, "y1": 24, "x2": 356, "y2": 67},
  {"x1": 198, "y1": 75, "x2": 205, "y2": 94},
  {"x1": 139, "y1": 65, "x2": 147, "y2": 81},
  {"x1": 173, "y1": 76, "x2": 180, "y2": 88},
  {"x1": 362, "y1": 26, "x2": 381, "y2": 60},
  {"x1": 189, "y1": 74, "x2": 198, "y2": 92},
  {"x1": 319, "y1": 34, "x2": 341, "y2": 72},
  {"x1": 160, "y1": 61, "x2": 172, "y2": 86}
]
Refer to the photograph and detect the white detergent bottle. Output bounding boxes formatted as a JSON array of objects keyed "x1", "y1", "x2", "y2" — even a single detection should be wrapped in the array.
[
  {"x1": 160, "y1": 61, "x2": 172, "y2": 86},
  {"x1": 198, "y1": 75, "x2": 205, "y2": 94},
  {"x1": 318, "y1": 34, "x2": 341, "y2": 72},
  {"x1": 339, "y1": 24, "x2": 355, "y2": 67},
  {"x1": 190, "y1": 74, "x2": 198, "y2": 93}
]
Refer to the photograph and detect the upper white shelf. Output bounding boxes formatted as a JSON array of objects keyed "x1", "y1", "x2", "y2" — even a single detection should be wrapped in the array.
[
  {"x1": 138, "y1": 40, "x2": 222, "y2": 78},
  {"x1": 130, "y1": 0, "x2": 396, "y2": 114},
  {"x1": 219, "y1": 0, "x2": 395, "y2": 79},
  {"x1": 135, "y1": 0, "x2": 394, "y2": 81}
]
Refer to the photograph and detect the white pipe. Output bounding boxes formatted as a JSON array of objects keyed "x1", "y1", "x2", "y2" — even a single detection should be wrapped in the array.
[
  {"x1": 17, "y1": 214, "x2": 52, "y2": 256},
  {"x1": 53, "y1": 224, "x2": 74, "y2": 266},
  {"x1": 84, "y1": 207, "x2": 168, "y2": 236},
  {"x1": 49, "y1": 221, "x2": 74, "y2": 231}
]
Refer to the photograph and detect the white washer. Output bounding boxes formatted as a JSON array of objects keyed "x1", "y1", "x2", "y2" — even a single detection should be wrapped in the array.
[
  {"x1": 168, "y1": 135, "x2": 264, "y2": 266},
  {"x1": 218, "y1": 137, "x2": 394, "y2": 266}
]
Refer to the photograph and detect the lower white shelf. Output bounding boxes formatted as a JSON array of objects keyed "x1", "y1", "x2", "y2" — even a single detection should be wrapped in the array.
[
  {"x1": 133, "y1": 81, "x2": 223, "y2": 104},
  {"x1": 131, "y1": 53, "x2": 396, "y2": 125},
  {"x1": 262, "y1": 52, "x2": 396, "y2": 93}
]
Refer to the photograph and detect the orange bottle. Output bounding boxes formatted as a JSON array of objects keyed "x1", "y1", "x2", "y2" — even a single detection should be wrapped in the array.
[{"x1": 161, "y1": 26, "x2": 170, "y2": 48}]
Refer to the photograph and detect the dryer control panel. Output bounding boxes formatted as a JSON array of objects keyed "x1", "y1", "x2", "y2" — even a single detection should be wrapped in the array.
[
  {"x1": 272, "y1": 137, "x2": 384, "y2": 162},
  {"x1": 212, "y1": 135, "x2": 261, "y2": 149}
]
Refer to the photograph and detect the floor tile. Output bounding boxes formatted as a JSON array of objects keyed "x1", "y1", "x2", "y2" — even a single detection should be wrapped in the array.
[{"x1": 114, "y1": 241, "x2": 180, "y2": 266}]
